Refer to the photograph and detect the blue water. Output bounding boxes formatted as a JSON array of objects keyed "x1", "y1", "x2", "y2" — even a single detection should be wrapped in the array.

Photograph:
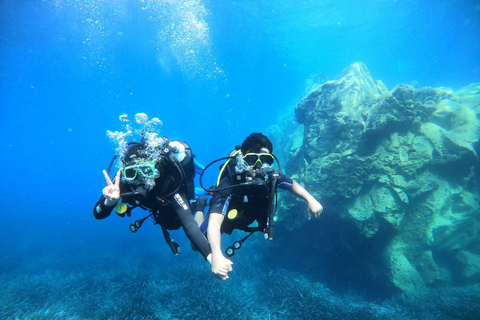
[{"x1": 1, "y1": 0, "x2": 479, "y2": 319}]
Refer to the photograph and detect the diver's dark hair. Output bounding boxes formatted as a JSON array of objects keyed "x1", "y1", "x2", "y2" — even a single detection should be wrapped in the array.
[
  {"x1": 123, "y1": 142, "x2": 146, "y2": 163},
  {"x1": 241, "y1": 133, "x2": 273, "y2": 154}
]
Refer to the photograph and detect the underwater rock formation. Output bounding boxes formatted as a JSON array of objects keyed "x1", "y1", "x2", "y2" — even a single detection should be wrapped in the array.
[{"x1": 277, "y1": 62, "x2": 480, "y2": 296}]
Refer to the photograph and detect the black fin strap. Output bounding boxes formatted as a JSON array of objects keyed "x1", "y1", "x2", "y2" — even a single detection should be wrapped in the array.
[{"x1": 161, "y1": 227, "x2": 180, "y2": 255}]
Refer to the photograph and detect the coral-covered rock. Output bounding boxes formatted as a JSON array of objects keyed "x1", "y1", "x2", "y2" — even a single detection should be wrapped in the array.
[
  {"x1": 457, "y1": 250, "x2": 480, "y2": 280},
  {"x1": 275, "y1": 62, "x2": 480, "y2": 296}
]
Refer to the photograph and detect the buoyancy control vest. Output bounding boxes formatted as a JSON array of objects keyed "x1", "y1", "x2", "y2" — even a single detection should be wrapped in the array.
[
  {"x1": 106, "y1": 137, "x2": 198, "y2": 255},
  {"x1": 199, "y1": 148, "x2": 280, "y2": 256}
]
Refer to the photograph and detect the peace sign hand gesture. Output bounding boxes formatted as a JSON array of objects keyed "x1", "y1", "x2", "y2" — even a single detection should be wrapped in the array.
[{"x1": 102, "y1": 170, "x2": 121, "y2": 206}]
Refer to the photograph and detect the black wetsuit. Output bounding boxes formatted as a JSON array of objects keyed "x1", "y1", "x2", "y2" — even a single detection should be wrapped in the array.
[
  {"x1": 93, "y1": 157, "x2": 211, "y2": 260},
  {"x1": 201, "y1": 170, "x2": 293, "y2": 234}
]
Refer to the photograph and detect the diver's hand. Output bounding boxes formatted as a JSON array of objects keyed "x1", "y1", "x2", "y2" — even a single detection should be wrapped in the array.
[
  {"x1": 102, "y1": 170, "x2": 121, "y2": 206},
  {"x1": 211, "y1": 254, "x2": 233, "y2": 281},
  {"x1": 307, "y1": 198, "x2": 323, "y2": 220}
]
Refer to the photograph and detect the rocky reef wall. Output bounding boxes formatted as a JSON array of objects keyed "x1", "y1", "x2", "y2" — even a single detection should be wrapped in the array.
[{"x1": 270, "y1": 62, "x2": 480, "y2": 296}]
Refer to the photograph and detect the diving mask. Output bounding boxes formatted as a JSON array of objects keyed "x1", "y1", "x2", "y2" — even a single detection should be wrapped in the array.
[
  {"x1": 242, "y1": 153, "x2": 274, "y2": 168},
  {"x1": 123, "y1": 161, "x2": 159, "y2": 181}
]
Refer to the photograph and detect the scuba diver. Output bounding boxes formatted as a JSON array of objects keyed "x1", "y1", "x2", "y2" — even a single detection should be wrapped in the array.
[
  {"x1": 200, "y1": 133, "x2": 323, "y2": 280},
  {"x1": 93, "y1": 136, "x2": 212, "y2": 263}
]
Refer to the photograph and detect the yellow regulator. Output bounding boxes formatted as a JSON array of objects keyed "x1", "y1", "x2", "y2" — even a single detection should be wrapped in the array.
[
  {"x1": 115, "y1": 203, "x2": 128, "y2": 216},
  {"x1": 227, "y1": 209, "x2": 238, "y2": 220}
]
